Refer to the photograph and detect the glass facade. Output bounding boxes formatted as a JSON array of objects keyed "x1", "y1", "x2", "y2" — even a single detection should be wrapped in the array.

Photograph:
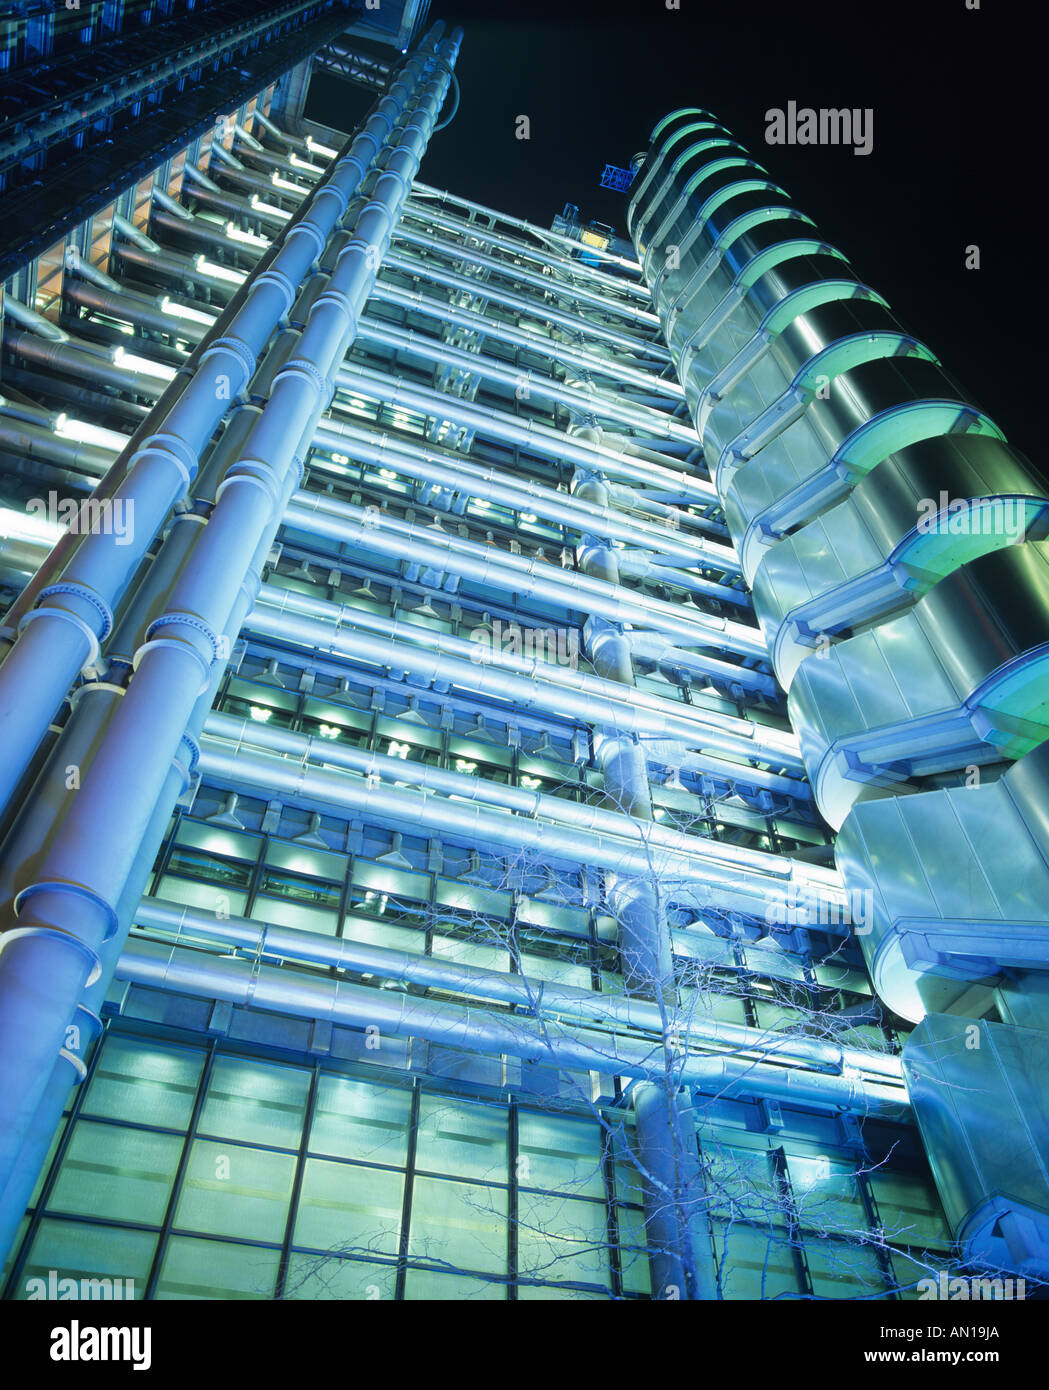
[{"x1": 5, "y1": 1030, "x2": 952, "y2": 1301}]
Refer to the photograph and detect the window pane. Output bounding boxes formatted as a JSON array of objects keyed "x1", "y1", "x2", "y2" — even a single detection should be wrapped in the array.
[
  {"x1": 786, "y1": 1154, "x2": 865, "y2": 1237},
  {"x1": 415, "y1": 1096, "x2": 507, "y2": 1183},
  {"x1": 519, "y1": 952, "x2": 591, "y2": 990},
  {"x1": 198, "y1": 1057, "x2": 310, "y2": 1147},
  {"x1": 704, "y1": 1146, "x2": 780, "y2": 1224},
  {"x1": 870, "y1": 1169, "x2": 952, "y2": 1249},
  {"x1": 15, "y1": 1219, "x2": 155, "y2": 1300},
  {"x1": 617, "y1": 1202, "x2": 653, "y2": 1295},
  {"x1": 251, "y1": 895, "x2": 338, "y2": 936},
  {"x1": 82, "y1": 1037, "x2": 204, "y2": 1129},
  {"x1": 403, "y1": 1267, "x2": 506, "y2": 1300},
  {"x1": 293, "y1": 1158, "x2": 403, "y2": 1257},
  {"x1": 709, "y1": 1220, "x2": 801, "y2": 1299},
  {"x1": 155, "y1": 1235, "x2": 279, "y2": 1299},
  {"x1": 517, "y1": 1191, "x2": 610, "y2": 1288},
  {"x1": 806, "y1": 1239, "x2": 888, "y2": 1298},
  {"x1": 156, "y1": 875, "x2": 247, "y2": 917},
  {"x1": 174, "y1": 1140, "x2": 295, "y2": 1244},
  {"x1": 48, "y1": 1122, "x2": 181, "y2": 1225},
  {"x1": 408, "y1": 1175, "x2": 508, "y2": 1274},
  {"x1": 517, "y1": 1282, "x2": 607, "y2": 1300},
  {"x1": 285, "y1": 1254, "x2": 396, "y2": 1301},
  {"x1": 431, "y1": 933, "x2": 510, "y2": 976},
  {"x1": 517, "y1": 1111, "x2": 605, "y2": 1198},
  {"x1": 309, "y1": 1076, "x2": 411, "y2": 1165}
]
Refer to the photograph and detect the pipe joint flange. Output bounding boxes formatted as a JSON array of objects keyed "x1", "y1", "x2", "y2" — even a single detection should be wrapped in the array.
[
  {"x1": 132, "y1": 634, "x2": 211, "y2": 693},
  {"x1": 16, "y1": 605, "x2": 99, "y2": 672},
  {"x1": 176, "y1": 729, "x2": 201, "y2": 775},
  {"x1": 71, "y1": 1001, "x2": 104, "y2": 1045},
  {"x1": 331, "y1": 156, "x2": 367, "y2": 200},
  {"x1": 217, "y1": 459, "x2": 282, "y2": 510},
  {"x1": 36, "y1": 580, "x2": 113, "y2": 639},
  {"x1": 129, "y1": 429, "x2": 197, "y2": 490},
  {"x1": 288, "y1": 452, "x2": 307, "y2": 488},
  {"x1": 358, "y1": 124, "x2": 389, "y2": 160},
  {"x1": 251, "y1": 266, "x2": 297, "y2": 316},
  {"x1": 13, "y1": 876, "x2": 119, "y2": 953},
  {"x1": 58, "y1": 1046, "x2": 89, "y2": 1082},
  {"x1": 237, "y1": 568, "x2": 263, "y2": 613},
  {"x1": 375, "y1": 168, "x2": 411, "y2": 200},
  {"x1": 314, "y1": 180, "x2": 349, "y2": 221},
  {"x1": 138, "y1": 613, "x2": 218, "y2": 691},
  {"x1": 337, "y1": 238, "x2": 376, "y2": 268},
  {"x1": 59, "y1": 1002, "x2": 104, "y2": 1081},
  {"x1": 69, "y1": 679, "x2": 125, "y2": 711},
  {"x1": 312, "y1": 287, "x2": 356, "y2": 331},
  {"x1": 0, "y1": 924, "x2": 99, "y2": 985},
  {"x1": 202, "y1": 335, "x2": 256, "y2": 386},
  {"x1": 144, "y1": 609, "x2": 222, "y2": 661},
  {"x1": 399, "y1": 118, "x2": 430, "y2": 144},
  {"x1": 274, "y1": 356, "x2": 332, "y2": 409}
]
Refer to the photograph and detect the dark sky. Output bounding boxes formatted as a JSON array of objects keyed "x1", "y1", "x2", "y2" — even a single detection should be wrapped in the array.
[{"x1": 311, "y1": 0, "x2": 1042, "y2": 460}]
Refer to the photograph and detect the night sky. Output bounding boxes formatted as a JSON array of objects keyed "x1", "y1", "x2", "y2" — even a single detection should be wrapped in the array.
[{"x1": 308, "y1": 0, "x2": 1042, "y2": 460}]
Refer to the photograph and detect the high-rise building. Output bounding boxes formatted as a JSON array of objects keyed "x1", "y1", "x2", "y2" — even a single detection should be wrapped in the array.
[{"x1": 0, "y1": 2, "x2": 1045, "y2": 1304}]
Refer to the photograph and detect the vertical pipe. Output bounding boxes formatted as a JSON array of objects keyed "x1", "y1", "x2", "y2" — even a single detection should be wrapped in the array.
[
  {"x1": 0, "y1": 34, "x2": 442, "y2": 820},
  {"x1": 570, "y1": 424, "x2": 717, "y2": 1299},
  {"x1": 633, "y1": 1082, "x2": 718, "y2": 1301},
  {"x1": 0, "y1": 26, "x2": 462, "y2": 1188}
]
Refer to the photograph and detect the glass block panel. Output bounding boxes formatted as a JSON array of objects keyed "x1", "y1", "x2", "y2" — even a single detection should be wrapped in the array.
[
  {"x1": 431, "y1": 933, "x2": 510, "y2": 976},
  {"x1": 611, "y1": 1133, "x2": 646, "y2": 1208},
  {"x1": 284, "y1": 1254, "x2": 397, "y2": 1300},
  {"x1": 352, "y1": 859, "x2": 429, "y2": 899},
  {"x1": 403, "y1": 1267, "x2": 507, "y2": 1300},
  {"x1": 616, "y1": 1204, "x2": 653, "y2": 1295},
  {"x1": 786, "y1": 1153, "x2": 866, "y2": 1237},
  {"x1": 14, "y1": 1219, "x2": 155, "y2": 1300},
  {"x1": 870, "y1": 1169, "x2": 952, "y2": 1249},
  {"x1": 2, "y1": 1216, "x2": 30, "y2": 1293},
  {"x1": 408, "y1": 1175, "x2": 508, "y2": 1274},
  {"x1": 155, "y1": 876, "x2": 247, "y2": 917},
  {"x1": 81, "y1": 1036, "x2": 204, "y2": 1129},
  {"x1": 198, "y1": 1056, "x2": 310, "y2": 1147},
  {"x1": 415, "y1": 1095, "x2": 507, "y2": 1183},
  {"x1": 166, "y1": 845, "x2": 253, "y2": 889},
  {"x1": 309, "y1": 1076, "x2": 411, "y2": 1165},
  {"x1": 48, "y1": 1122, "x2": 181, "y2": 1225},
  {"x1": 890, "y1": 1247, "x2": 951, "y2": 1298},
  {"x1": 516, "y1": 1191, "x2": 610, "y2": 1288},
  {"x1": 174, "y1": 820, "x2": 259, "y2": 863},
  {"x1": 341, "y1": 911, "x2": 424, "y2": 952},
  {"x1": 519, "y1": 952, "x2": 592, "y2": 990},
  {"x1": 517, "y1": 1111, "x2": 606, "y2": 1198},
  {"x1": 709, "y1": 1220, "x2": 802, "y2": 1299},
  {"x1": 681, "y1": 986, "x2": 748, "y2": 1025},
  {"x1": 251, "y1": 894, "x2": 338, "y2": 937},
  {"x1": 703, "y1": 1145, "x2": 780, "y2": 1224},
  {"x1": 751, "y1": 999, "x2": 805, "y2": 1031},
  {"x1": 155, "y1": 1235, "x2": 280, "y2": 1299},
  {"x1": 174, "y1": 1140, "x2": 295, "y2": 1244},
  {"x1": 264, "y1": 840, "x2": 348, "y2": 881},
  {"x1": 517, "y1": 1282, "x2": 607, "y2": 1300},
  {"x1": 29, "y1": 1121, "x2": 67, "y2": 1209},
  {"x1": 293, "y1": 1158, "x2": 403, "y2": 1257},
  {"x1": 806, "y1": 1238, "x2": 889, "y2": 1298}
]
